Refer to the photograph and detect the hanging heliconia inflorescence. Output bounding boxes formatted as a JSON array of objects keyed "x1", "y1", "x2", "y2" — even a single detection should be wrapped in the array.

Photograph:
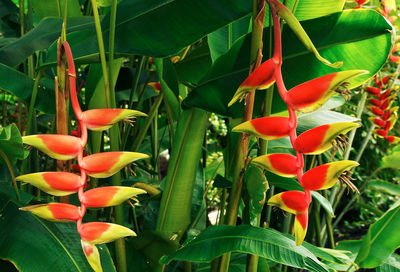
[
  {"x1": 230, "y1": 0, "x2": 366, "y2": 245},
  {"x1": 366, "y1": 75, "x2": 399, "y2": 143},
  {"x1": 17, "y1": 42, "x2": 148, "y2": 271}
]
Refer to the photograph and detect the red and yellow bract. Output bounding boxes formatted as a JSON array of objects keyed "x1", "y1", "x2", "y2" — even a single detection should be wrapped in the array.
[{"x1": 18, "y1": 41, "x2": 148, "y2": 271}]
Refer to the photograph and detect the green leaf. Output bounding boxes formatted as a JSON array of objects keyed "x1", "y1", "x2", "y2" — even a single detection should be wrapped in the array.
[
  {"x1": 311, "y1": 191, "x2": 334, "y2": 218},
  {"x1": 0, "y1": 124, "x2": 24, "y2": 165},
  {"x1": 175, "y1": 42, "x2": 212, "y2": 85},
  {"x1": 285, "y1": 0, "x2": 345, "y2": 21},
  {"x1": 0, "y1": 63, "x2": 55, "y2": 113},
  {"x1": 368, "y1": 179, "x2": 400, "y2": 196},
  {"x1": 207, "y1": 0, "x2": 345, "y2": 63},
  {"x1": 297, "y1": 110, "x2": 358, "y2": 134},
  {"x1": 31, "y1": 0, "x2": 82, "y2": 20},
  {"x1": 43, "y1": 0, "x2": 253, "y2": 65},
  {"x1": 0, "y1": 195, "x2": 116, "y2": 272},
  {"x1": 208, "y1": 16, "x2": 251, "y2": 62},
  {"x1": 128, "y1": 230, "x2": 179, "y2": 271},
  {"x1": 0, "y1": 17, "x2": 94, "y2": 67},
  {"x1": 377, "y1": 253, "x2": 400, "y2": 272},
  {"x1": 380, "y1": 147, "x2": 400, "y2": 169},
  {"x1": 265, "y1": 172, "x2": 302, "y2": 191},
  {"x1": 183, "y1": 9, "x2": 392, "y2": 117},
  {"x1": 154, "y1": 58, "x2": 180, "y2": 120},
  {"x1": 160, "y1": 225, "x2": 331, "y2": 272},
  {"x1": 245, "y1": 165, "x2": 268, "y2": 221},
  {"x1": 355, "y1": 202, "x2": 400, "y2": 268}
]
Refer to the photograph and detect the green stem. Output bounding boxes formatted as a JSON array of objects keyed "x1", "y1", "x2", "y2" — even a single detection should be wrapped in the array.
[
  {"x1": 332, "y1": 168, "x2": 380, "y2": 229},
  {"x1": 131, "y1": 94, "x2": 163, "y2": 151},
  {"x1": 0, "y1": 150, "x2": 20, "y2": 202},
  {"x1": 325, "y1": 216, "x2": 335, "y2": 248},
  {"x1": 329, "y1": 89, "x2": 368, "y2": 205},
  {"x1": 355, "y1": 125, "x2": 374, "y2": 163},
  {"x1": 91, "y1": 1, "x2": 128, "y2": 271},
  {"x1": 219, "y1": 2, "x2": 265, "y2": 271},
  {"x1": 90, "y1": 0, "x2": 110, "y2": 107},
  {"x1": 26, "y1": 70, "x2": 44, "y2": 136},
  {"x1": 19, "y1": 0, "x2": 24, "y2": 36}
]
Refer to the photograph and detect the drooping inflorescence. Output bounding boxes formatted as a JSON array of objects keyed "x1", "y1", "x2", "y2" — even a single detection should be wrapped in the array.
[
  {"x1": 230, "y1": 0, "x2": 365, "y2": 245},
  {"x1": 17, "y1": 42, "x2": 148, "y2": 271},
  {"x1": 366, "y1": 75, "x2": 399, "y2": 143}
]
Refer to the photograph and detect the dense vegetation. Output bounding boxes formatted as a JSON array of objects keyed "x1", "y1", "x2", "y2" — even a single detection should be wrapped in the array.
[{"x1": 1, "y1": 0, "x2": 400, "y2": 271}]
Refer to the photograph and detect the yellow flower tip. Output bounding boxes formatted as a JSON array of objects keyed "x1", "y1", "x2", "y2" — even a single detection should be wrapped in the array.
[{"x1": 81, "y1": 240, "x2": 103, "y2": 272}]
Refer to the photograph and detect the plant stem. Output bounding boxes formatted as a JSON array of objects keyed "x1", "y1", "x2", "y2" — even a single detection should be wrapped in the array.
[
  {"x1": 332, "y1": 168, "x2": 380, "y2": 229},
  {"x1": 131, "y1": 94, "x2": 163, "y2": 151},
  {"x1": 26, "y1": 70, "x2": 44, "y2": 136},
  {"x1": 219, "y1": 2, "x2": 265, "y2": 271},
  {"x1": 91, "y1": 1, "x2": 128, "y2": 271},
  {"x1": 90, "y1": 0, "x2": 110, "y2": 107},
  {"x1": 0, "y1": 150, "x2": 20, "y2": 202}
]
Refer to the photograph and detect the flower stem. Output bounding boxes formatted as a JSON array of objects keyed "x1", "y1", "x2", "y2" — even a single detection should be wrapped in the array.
[{"x1": 0, "y1": 150, "x2": 20, "y2": 202}]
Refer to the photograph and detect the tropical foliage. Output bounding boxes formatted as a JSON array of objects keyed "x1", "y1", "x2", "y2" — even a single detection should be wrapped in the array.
[{"x1": 1, "y1": 0, "x2": 400, "y2": 271}]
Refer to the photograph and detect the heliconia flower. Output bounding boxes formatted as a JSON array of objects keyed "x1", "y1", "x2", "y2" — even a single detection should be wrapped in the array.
[
  {"x1": 369, "y1": 98, "x2": 382, "y2": 107},
  {"x1": 379, "y1": 89, "x2": 392, "y2": 100},
  {"x1": 78, "y1": 222, "x2": 136, "y2": 244},
  {"x1": 81, "y1": 240, "x2": 102, "y2": 272},
  {"x1": 81, "y1": 186, "x2": 146, "y2": 207},
  {"x1": 81, "y1": 152, "x2": 149, "y2": 178},
  {"x1": 301, "y1": 160, "x2": 359, "y2": 191},
  {"x1": 371, "y1": 106, "x2": 384, "y2": 116},
  {"x1": 366, "y1": 86, "x2": 381, "y2": 96},
  {"x1": 375, "y1": 129, "x2": 388, "y2": 137},
  {"x1": 294, "y1": 122, "x2": 360, "y2": 155},
  {"x1": 15, "y1": 172, "x2": 81, "y2": 196},
  {"x1": 20, "y1": 203, "x2": 80, "y2": 222},
  {"x1": 385, "y1": 135, "x2": 400, "y2": 143},
  {"x1": 369, "y1": 117, "x2": 386, "y2": 128},
  {"x1": 232, "y1": 116, "x2": 290, "y2": 140},
  {"x1": 285, "y1": 70, "x2": 368, "y2": 113},
  {"x1": 390, "y1": 55, "x2": 400, "y2": 63},
  {"x1": 379, "y1": 99, "x2": 392, "y2": 110},
  {"x1": 82, "y1": 109, "x2": 147, "y2": 131},
  {"x1": 22, "y1": 135, "x2": 81, "y2": 160},
  {"x1": 268, "y1": 191, "x2": 309, "y2": 245},
  {"x1": 381, "y1": 107, "x2": 398, "y2": 120},
  {"x1": 252, "y1": 153, "x2": 298, "y2": 177},
  {"x1": 228, "y1": 58, "x2": 276, "y2": 107}
]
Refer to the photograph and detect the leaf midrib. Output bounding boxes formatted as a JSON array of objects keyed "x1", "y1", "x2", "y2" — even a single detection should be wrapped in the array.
[{"x1": 32, "y1": 216, "x2": 83, "y2": 272}]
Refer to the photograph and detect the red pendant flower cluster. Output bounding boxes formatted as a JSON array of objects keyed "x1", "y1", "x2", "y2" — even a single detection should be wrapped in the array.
[
  {"x1": 17, "y1": 42, "x2": 148, "y2": 271},
  {"x1": 230, "y1": 1, "x2": 365, "y2": 245},
  {"x1": 367, "y1": 75, "x2": 399, "y2": 143}
]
